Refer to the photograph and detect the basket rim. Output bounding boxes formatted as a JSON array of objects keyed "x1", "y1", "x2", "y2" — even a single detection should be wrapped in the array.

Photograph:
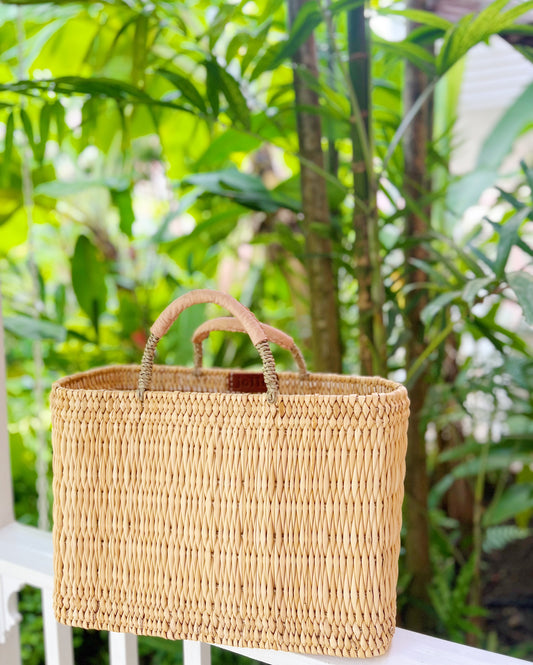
[{"x1": 51, "y1": 363, "x2": 409, "y2": 401}]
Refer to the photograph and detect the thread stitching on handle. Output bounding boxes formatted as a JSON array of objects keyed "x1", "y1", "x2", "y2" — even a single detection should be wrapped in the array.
[
  {"x1": 193, "y1": 342, "x2": 203, "y2": 374},
  {"x1": 256, "y1": 340, "x2": 279, "y2": 404},
  {"x1": 138, "y1": 332, "x2": 159, "y2": 401},
  {"x1": 290, "y1": 344, "x2": 309, "y2": 378}
]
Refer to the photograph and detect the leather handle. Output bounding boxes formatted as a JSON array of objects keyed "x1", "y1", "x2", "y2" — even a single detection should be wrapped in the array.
[
  {"x1": 138, "y1": 290, "x2": 279, "y2": 403},
  {"x1": 192, "y1": 317, "x2": 308, "y2": 378}
]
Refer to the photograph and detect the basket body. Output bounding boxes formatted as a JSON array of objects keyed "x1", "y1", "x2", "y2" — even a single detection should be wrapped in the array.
[{"x1": 52, "y1": 365, "x2": 409, "y2": 658}]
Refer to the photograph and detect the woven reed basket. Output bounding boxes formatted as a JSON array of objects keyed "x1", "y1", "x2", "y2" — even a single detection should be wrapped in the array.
[{"x1": 51, "y1": 289, "x2": 410, "y2": 658}]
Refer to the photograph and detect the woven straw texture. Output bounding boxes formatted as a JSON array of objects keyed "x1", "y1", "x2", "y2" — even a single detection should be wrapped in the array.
[{"x1": 52, "y1": 364, "x2": 409, "y2": 658}]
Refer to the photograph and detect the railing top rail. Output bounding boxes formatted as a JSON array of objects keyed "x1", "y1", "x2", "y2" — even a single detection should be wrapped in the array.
[{"x1": 0, "y1": 523, "x2": 530, "y2": 665}]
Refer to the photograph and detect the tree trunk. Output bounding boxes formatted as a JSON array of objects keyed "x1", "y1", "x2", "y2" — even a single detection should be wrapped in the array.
[
  {"x1": 348, "y1": 5, "x2": 386, "y2": 376},
  {"x1": 403, "y1": 0, "x2": 434, "y2": 633},
  {"x1": 288, "y1": 0, "x2": 342, "y2": 373}
]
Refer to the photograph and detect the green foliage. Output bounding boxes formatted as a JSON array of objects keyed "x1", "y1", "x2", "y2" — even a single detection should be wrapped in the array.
[
  {"x1": 1, "y1": 0, "x2": 533, "y2": 661},
  {"x1": 484, "y1": 526, "x2": 532, "y2": 554},
  {"x1": 507, "y1": 271, "x2": 533, "y2": 325},
  {"x1": 428, "y1": 555, "x2": 486, "y2": 642}
]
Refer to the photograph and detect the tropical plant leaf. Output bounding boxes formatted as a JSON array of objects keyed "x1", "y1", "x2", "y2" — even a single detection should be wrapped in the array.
[
  {"x1": 71, "y1": 234, "x2": 108, "y2": 335},
  {"x1": 329, "y1": 0, "x2": 364, "y2": 14},
  {"x1": 204, "y1": 60, "x2": 250, "y2": 128},
  {"x1": 483, "y1": 484, "x2": 533, "y2": 526},
  {"x1": 437, "y1": 0, "x2": 533, "y2": 75},
  {"x1": 377, "y1": 8, "x2": 452, "y2": 31},
  {"x1": 204, "y1": 61, "x2": 220, "y2": 117},
  {"x1": 226, "y1": 32, "x2": 249, "y2": 65},
  {"x1": 35, "y1": 102, "x2": 51, "y2": 163},
  {"x1": 511, "y1": 43, "x2": 533, "y2": 64},
  {"x1": 373, "y1": 36, "x2": 436, "y2": 76},
  {"x1": 477, "y1": 83, "x2": 533, "y2": 171},
  {"x1": 110, "y1": 187, "x2": 135, "y2": 238},
  {"x1": 462, "y1": 277, "x2": 493, "y2": 307},
  {"x1": 483, "y1": 525, "x2": 531, "y2": 553},
  {"x1": 0, "y1": 77, "x2": 189, "y2": 112},
  {"x1": 19, "y1": 107, "x2": 35, "y2": 155},
  {"x1": 421, "y1": 290, "x2": 461, "y2": 325},
  {"x1": 448, "y1": 448, "x2": 533, "y2": 479},
  {"x1": 272, "y1": 0, "x2": 321, "y2": 67},
  {"x1": 195, "y1": 129, "x2": 262, "y2": 169},
  {"x1": 3, "y1": 314, "x2": 66, "y2": 342},
  {"x1": 507, "y1": 271, "x2": 533, "y2": 325},
  {"x1": 158, "y1": 69, "x2": 207, "y2": 114},
  {"x1": 35, "y1": 177, "x2": 128, "y2": 197},
  {"x1": 241, "y1": 22, "x2": 272, "y2": 74},
  {"x1": 183, "y1": 168, "x2": 294, "y2": 212},
  {"x1": 490, "y1": 206, "x2": 533, "y2": 278},
  {"x1": 1, "y1": 111, "x2": 14, "y2": 186}
]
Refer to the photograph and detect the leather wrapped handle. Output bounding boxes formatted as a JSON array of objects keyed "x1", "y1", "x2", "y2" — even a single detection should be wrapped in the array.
[
  {"x1": 138, "y1": 289, "x2": 279, "y2": 403},
  {"x1": 192, "y1": 317, "x2": 308, "y2": 378}
]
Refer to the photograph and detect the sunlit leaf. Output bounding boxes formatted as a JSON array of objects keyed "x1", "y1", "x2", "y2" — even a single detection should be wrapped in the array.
[
  {"x1": 437, "y1": 0, "x2": 533, "y2": 75},
  {"x1": 183, "y1": 168, "x2": 295, "y2": 212},
  {"x1": 35, "y1": 102, "x2": 51, "y2": 163},
  {"x1": 242, "y1": 22, "x2": 272, "y2": 74},
  {"x1": 158, "y1": 69, "x2": 207, "y2": 115},
  {"x1": 272, "y1": 0, "x2": 321, "y2": 67},
  {"x1": 19, "y1": 107, "x2": 35, "y2": 155},
  {"x1": 373, "y1": 36, "x2": 436, "y2": 76},
  {"x1": 204, "y1": 60, "x2": 250, "y2": 128},
  {"x1": 111, "y1": 187, "x2": 135, "y2": 238},
  {"x1": 483, "y1": 484, "x2": 533, "y2": 527},
  {"x1": 377, "y1": 8, "x2": 451, "y2": 31}
]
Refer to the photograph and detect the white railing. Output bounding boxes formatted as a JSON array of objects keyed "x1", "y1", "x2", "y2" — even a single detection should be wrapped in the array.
[{"x1": 0, "y1": 297, "x2": 529, "y2": 665}]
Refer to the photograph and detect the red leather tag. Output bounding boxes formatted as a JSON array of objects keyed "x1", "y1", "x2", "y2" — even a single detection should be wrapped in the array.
[{"x1": 228, "y1": 372, "x2": 267, "y2": 394}]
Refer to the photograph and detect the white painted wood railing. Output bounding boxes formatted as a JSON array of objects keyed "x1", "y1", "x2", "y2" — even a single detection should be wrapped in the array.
[{"x1": 0, "y1": 296, "x2": 529, "y2": 665}]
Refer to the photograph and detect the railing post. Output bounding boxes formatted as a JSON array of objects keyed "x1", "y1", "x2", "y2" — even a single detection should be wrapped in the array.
[
  {"x1": 0, "y1": 289, "x2": 22, "y2": 664},
  {"x1": 183, "y1": 641, "x2": 211, "y2": 665},
  {"x1": 109, "y1": 632, "x2": 139, "y2": 665},
  {"x1": 42, "y1": 588, "x2": 74, "y2": 665}
]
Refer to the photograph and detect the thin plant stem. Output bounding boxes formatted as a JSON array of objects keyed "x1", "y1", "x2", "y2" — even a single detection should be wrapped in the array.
[
  {"x1": 379, "y1": 78, "x2": 437, "y2": 177},
  {"x1": 406, "y1": 320, "x2": 455, "y2": 388},
  {"x1": 17, "y1": 7, "x2": 49, "y2": 532}
]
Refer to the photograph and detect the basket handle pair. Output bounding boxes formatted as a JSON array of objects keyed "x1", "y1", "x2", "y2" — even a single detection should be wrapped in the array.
[
  {"x1": 192, "y1": 317, "x2": 308, "y2": 377},
  {"x1": 138, "y1": 289, "x2": 306, "y2": 403}
]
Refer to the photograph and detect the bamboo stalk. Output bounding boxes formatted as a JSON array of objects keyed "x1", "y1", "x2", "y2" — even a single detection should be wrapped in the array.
[
  {"x1": 288, "y1": 0, "x2": 342, "y2": 373},
  {"x1": 402, "y1": 0, "x2": 434, "y2": 633},
  {"x1": 347, "y1": 4, "x2": 386, "y2": 376},
  {"x1": 324, "y1": 0, "x2": 339, "y2": 181}
]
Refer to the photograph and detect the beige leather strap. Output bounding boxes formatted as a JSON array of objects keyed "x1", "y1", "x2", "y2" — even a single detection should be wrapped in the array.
[
  {"x1": 138, "y1": 290, "x2": 279, "y2": 403},
  {"x1": 151, "y1": 289, "x2": 268, "y2": 343},
  {"x1": 192, "y1": 317, "x2": 308, "y2": 378}
]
